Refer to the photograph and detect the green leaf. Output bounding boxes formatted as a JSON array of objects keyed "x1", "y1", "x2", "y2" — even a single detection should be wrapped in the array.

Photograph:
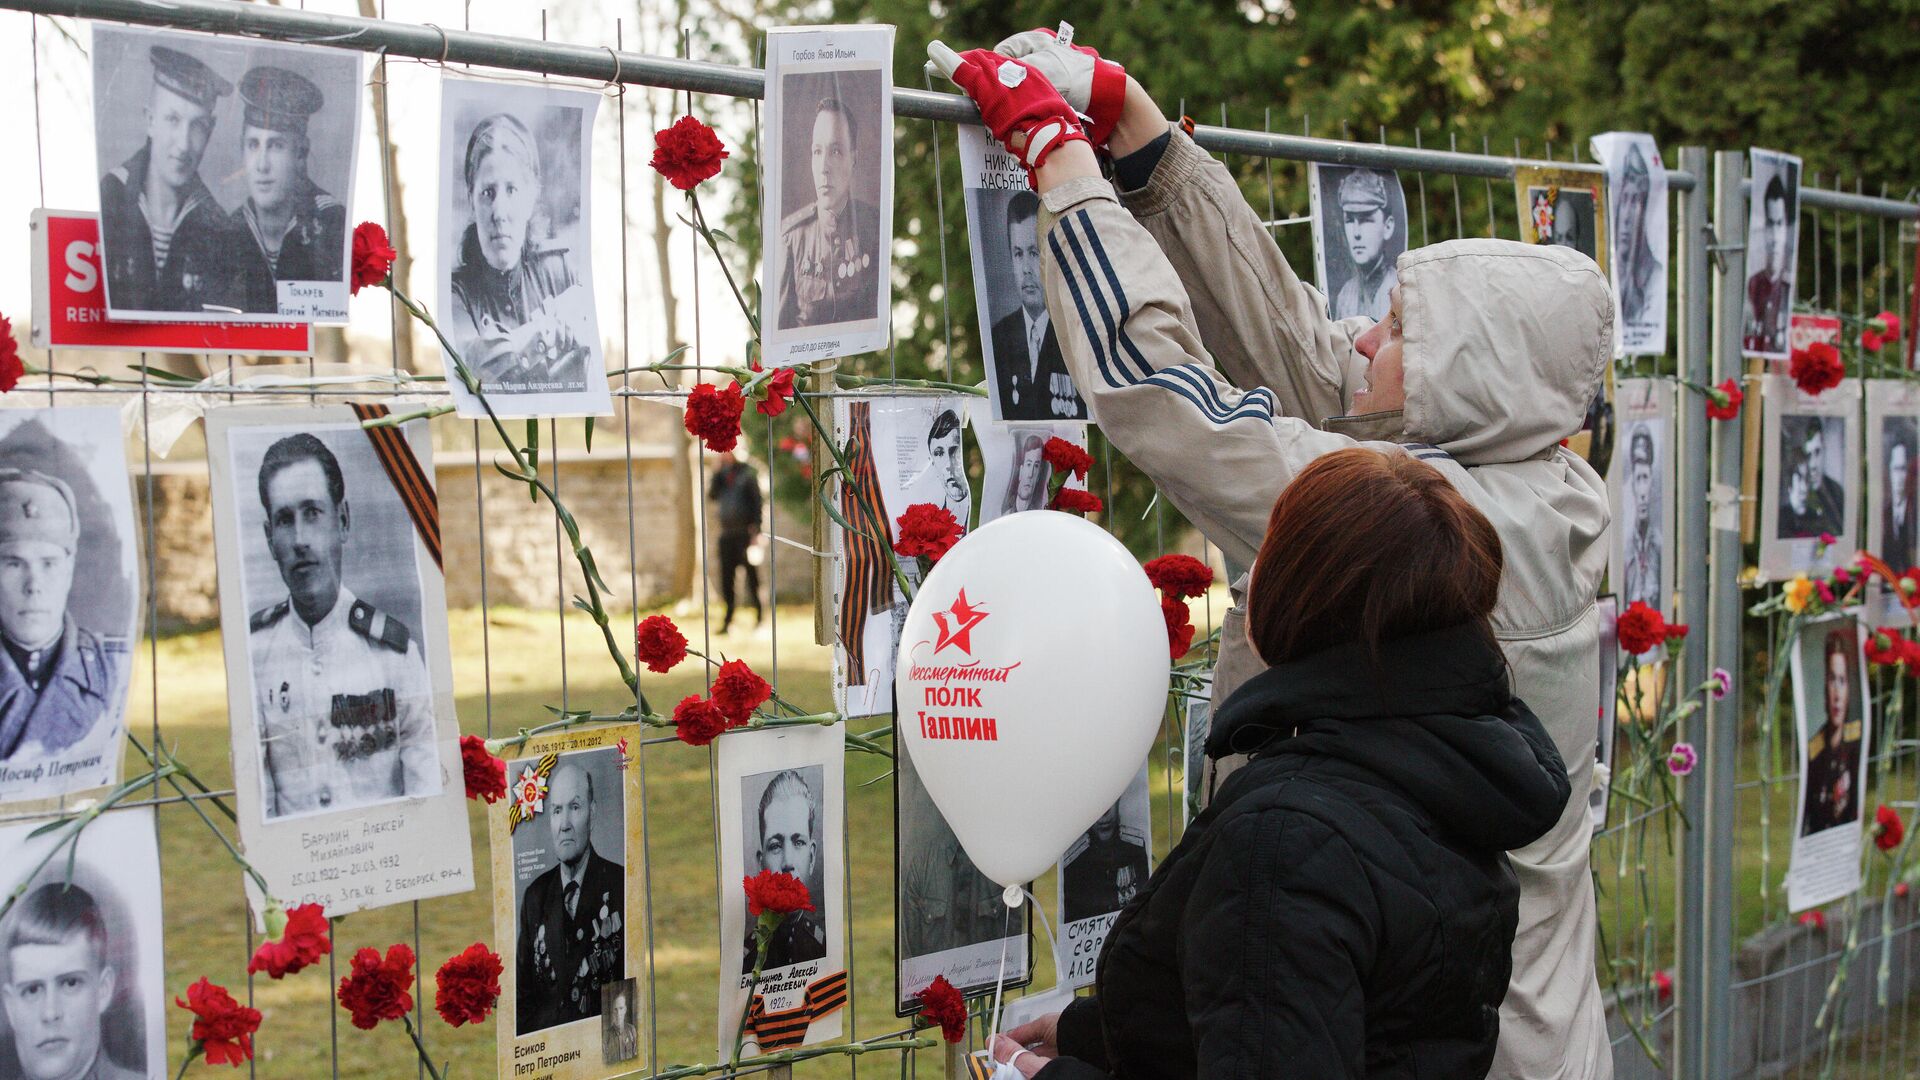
[
  {"x1": 584, "y1": 416, "x2": 596, "y2": 453},
  {"x1": 129, "y1": 364, "x2": 200, "y2": 384},
  {"x1": 707, "y1": 227, "x2": 735, "y2": 245}
]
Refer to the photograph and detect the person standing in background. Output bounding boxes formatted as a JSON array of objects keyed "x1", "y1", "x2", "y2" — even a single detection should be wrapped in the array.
[{"x1": 709, "y1": 454, "x2": 764, "y2": 634}]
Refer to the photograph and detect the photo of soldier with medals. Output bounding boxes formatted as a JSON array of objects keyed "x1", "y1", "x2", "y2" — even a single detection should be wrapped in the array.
[
  {"x1": 776, "y1": 95, "x2": 883, "y2": 330},
  {"x1": 1786, "y1": 611, "x2": 1873, "y2": 913},
  {"x1": 514, "y1": 756, "x2": 626, "y2": 1035}
]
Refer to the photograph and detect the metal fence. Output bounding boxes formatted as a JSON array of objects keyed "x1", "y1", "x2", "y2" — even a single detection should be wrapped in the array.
[{"x1": 5, "y1": 0, "x2": 1920, "y2": 1077}]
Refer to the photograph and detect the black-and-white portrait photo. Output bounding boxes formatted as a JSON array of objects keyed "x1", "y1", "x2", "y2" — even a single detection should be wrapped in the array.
[
  {"x1": 1618, "y1": 422, "x2": 1663, "y2": 610},
  {"x1": 1061, "y1": 767, "x2": 1151, "y2": 924},
  {"x1": 1744, "y1": 150, "x2": 1803, "y2": 360},
  {"x1": 225, "y1": 423, "x2": 440, "y2": 820},
  {"x1": 0, "y1": 409, "x2": 137, "y2": 805},
  {"x1": 759, "y1": 26, "x2": 894, "y2": 366},
  {"x1": 600, "y1": 979, "x2": 639, "y2": 1066},
  {"x1": 1592, "y1": 132, "x2": 1669, "y2": 356},
  {"x1": 1311, "y1": 163, "x2": 1408, "y2": 323},
  {"x1": 91, "y1": 25, "x2": 360, "y2": 323},
  {"x1": 738, "y1": 766, "x2": 828, "y2": 974},
  {"x1": 1881, "y1": 416, "x2": 1918, "y2": 570},
  {"x1": 960, "y1": 127, "x2": 1085, "y2": 422},
  {"x1": 896, "y1": 737, "x2": 1027, "y2": 1009},
  {"x1": 0, "y1": 808, "x2": 163, "y2": 1080},
  {"x1": 437, "y1": 78, "x2": 608, "y2": 419},
  {"x1": 775, "y1": 72, "x2": 884, "y2": 333},
  {"x1": 1777, "y1": 414, "x2": 1848, "y2": 541},
  {"x1": 992, "y1": 430, "x2": 1053, "y2": 522},
  {"x1": 511, "y1": 747, "x2": 626, "y2": 1037}
]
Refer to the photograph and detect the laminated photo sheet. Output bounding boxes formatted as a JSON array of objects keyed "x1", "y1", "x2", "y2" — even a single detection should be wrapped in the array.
[
  {"x1": 1608, "y1": 379, "x2": 1677, "y2": 626},
  {"x1": 972, "y1": 416, "x2": 1089, "y2": 527},
  {"x1": 1590, "y1": 132, "x2": 1669, "y2": 357},
  {"x1": 489, "y1": 723, "x2": 648, "y2": 1080},
  {"x1": 759, "y1": 25, "x2": 894, "y2": 366},
  {"x1": 1055, "y1": 762, "x2": 1152, "y2": 990},
  {"x1": 205, "y1": 406, "x2": 473, "y2": 921},
  {"x1": 0, "y1": 405, "x2": 141, "y2": 806},
  {"x1": 960, "y1": 126, "x2": 1086, "y2": 422},
  {"x1": 714, "y1": 724, "x2": 848, "y2": 1059},
  {"x1": 1757, "y1": 376, "x2": 1861, "y2": 582},
  {"x1": 1865, "y1": 379, "x2": 1920, "y2": 622},
  {"x1": 1786, "y1": 611, "x2": 1871, "y2": 913},
  {"x1": 830, "y1": 395, "x2": 971, "y2": 718}
]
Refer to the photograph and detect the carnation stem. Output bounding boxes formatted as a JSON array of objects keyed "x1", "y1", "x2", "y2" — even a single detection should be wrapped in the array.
[
  {"x1": 731, "y1": 924, "x2": 777, "y2": 1069},
  {"x1": 400, "y1": 1014, "x2": 447, "y2": 1080},
  {"x1": 172, "y1": 1041, "x2": 204, "y2": 1080},
  {"x1": 0, "y1": 764, "x2": 178, "y2": 926}
]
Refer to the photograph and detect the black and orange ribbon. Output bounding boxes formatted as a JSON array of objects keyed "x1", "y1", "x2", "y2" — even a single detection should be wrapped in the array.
[
  {"x1": 742, "y1": 969, "x2": 849, "y2": 1051},
  {"x1": 349, "y1": 403, "x2": 443, "y2": 571}
]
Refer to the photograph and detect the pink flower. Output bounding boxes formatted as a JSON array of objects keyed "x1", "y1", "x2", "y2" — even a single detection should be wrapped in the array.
[
  {"x1": 1667, "y1": 742, "x2": 1698, "y2": 777},
  {"x1": 1709, "y1": 668, "x2": 1731, "y2": 700}
]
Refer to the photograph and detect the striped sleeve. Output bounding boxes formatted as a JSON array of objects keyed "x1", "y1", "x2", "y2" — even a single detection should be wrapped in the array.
[{"x1": 1038, "y1": 182, "x2": 1355, "y2": 568}]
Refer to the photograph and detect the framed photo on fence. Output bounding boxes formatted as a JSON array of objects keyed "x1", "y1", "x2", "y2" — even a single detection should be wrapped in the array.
[
  {"x1": 489, "y1": 722, "x2": 648, "y2": 1079},
  {"x1": 90, "y1": 24, "x2": 362, "y2": 324},
  {"x1": 0, "y1": 406, "x2": 139, "y2": 806},
  {"x1": 436, "y1": 76, "x2": 611, "y2": 419},
  {"x1": 1757, "y1": 375, "x2": 1861, "y2": 582},
  {"x1": 715, "y1": 724, "x2": 847, "y2": 1059},
  {"x1": 1514, "y1": 165, "x2": 1608, "y2": 276},
  {"x1": 205, "y1": 406, "x2": 474, "y2": 921},
  {"x1": 758, "y1": 25, "x2": 894, "y2": 368}
]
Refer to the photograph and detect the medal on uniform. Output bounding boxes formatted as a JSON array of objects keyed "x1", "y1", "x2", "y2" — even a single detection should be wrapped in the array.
[{"x1": 278, "y1": 681, "x2": 290, "y2": 712}]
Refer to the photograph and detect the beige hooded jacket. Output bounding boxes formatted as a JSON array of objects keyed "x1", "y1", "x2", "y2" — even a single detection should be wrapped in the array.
[{"x1": 1037, "y1": 126, "x2": 1613, "y2": 1079}]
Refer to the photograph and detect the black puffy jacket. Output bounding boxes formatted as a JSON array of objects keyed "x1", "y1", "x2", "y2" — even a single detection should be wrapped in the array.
[{"x1": 1037, "y1": 624, "x2": 1571, "y2": 1080}]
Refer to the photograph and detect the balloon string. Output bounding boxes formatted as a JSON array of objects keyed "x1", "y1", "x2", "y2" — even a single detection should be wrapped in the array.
[{"x1": 985, "y1": 886, "x2": 1063, "y2": 1047}]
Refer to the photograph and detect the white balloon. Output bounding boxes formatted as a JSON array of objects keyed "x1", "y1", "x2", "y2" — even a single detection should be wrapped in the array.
[{"x1": 896, "y1": 510, "x2": 1171, "y2": 889}]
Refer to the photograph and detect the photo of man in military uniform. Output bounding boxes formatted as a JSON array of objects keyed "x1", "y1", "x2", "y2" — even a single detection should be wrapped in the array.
[
  {"x1": 515, "y1": 759, "x2": 625, "y2": 1036},
  {"x1": 1745, "y1": 168, "x2": 1800, "y2": 356},
  {"x1": 1060, "y1": 792, "x2": 1152, "y2": 923},
  {"x1": 245, "y1": 433, "x2": 439, "y2": 820},
  {"x1": 1619, "y1": 424, "x2": 1663, "y2": 611},
  {"x1": 96, "y1": 44, "x2": 244, "y2": 317},
  {"x1": 229, "y1": 65, "x2": 347, "y2": 314},
  {"x1": 0, "y1": 470, "x2": 129, "y2": 766},
  {"x1": 0, "y1": 883, "x2": 146, "y2": 1080},
  {"x1": 740, "y1": 769, "x2": 827, "y2": 973},
  {"x1": 1318, "y1": 166, "x2": 1404, "y2": 322},
  {"x1": 776, "y1": 96, "x2": 883, "y2": 330}
]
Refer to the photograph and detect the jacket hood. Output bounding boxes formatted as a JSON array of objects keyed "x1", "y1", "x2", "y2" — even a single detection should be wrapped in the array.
[
  {"x1": 1395, "y1": 239, "x2": 1612, "y2": 467},
  {"x1": 1207, "y1": 624, "x2": 1571, "y2": 851}
]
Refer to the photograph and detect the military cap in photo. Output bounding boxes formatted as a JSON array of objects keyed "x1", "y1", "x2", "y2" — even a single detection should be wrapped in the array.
[
  {"x1": 0, "y1": 469, "x2": 80, "y2": 554},
  {"x1": 1337, "y1": 168, "x2": 1392, "y2": 210},
  {"x1": 239, "y1": 66, "x2": 325, "y2": 136},
  {"x1": 150, "y1": 45, "x2": 233, "y2": 111}
]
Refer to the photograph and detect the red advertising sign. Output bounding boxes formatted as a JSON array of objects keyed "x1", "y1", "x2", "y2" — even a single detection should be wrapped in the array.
[{"x1": 30, "y1": 210, "x2": 310, "y2": 356}]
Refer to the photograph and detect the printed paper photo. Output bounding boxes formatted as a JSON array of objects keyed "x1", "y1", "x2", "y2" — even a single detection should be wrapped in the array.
[
  {"x1": 1866, "y1": 379, "x2": 1920, "y2": 621},
  {"x1": 972, "y1": 418, "x2": 1088, "y2": 526},
  {"x1": 1515, "y1": 166, "x2": 1608, "y2": 275},
  {"x1": 0, "y1": 807, "x2": 165, "y2": 1080},
  {"x1": 0, "y1": 407, "x2": 139, "y2": 806},
  {"x1": 91, "y1": 24, "x2": 361, "y2": 323},
  {"x1": 760, "y1": 26, "x2": 894, "y2": 367},
  {"x1": 1592, "y1": 597, "x2": 1619, "y2": 832},
  {"x1": 1744, "y1": 149, "x2": 1804, "y2": 361},
  {"x1": 1787, "y1": 612, "x2": 1870, "y2": 912},
  {"x1": 1758, "y1": 376, "x2": 1860, "y2": 581},
  {"x1": 1608, "y1": 380, "x2": 1675, "y2": 621},
  {"x1": 1057, "y1": 764, "x2": 1151, "y2": 990},
  {"x1": 206, "y1": 407, "x2": 473, "y2": 919},
  {"x1": 438, "y1": 77, "x2": 610, "y2": 419},
  {"x1": 961, "y1": 127, "x2": 1084, "y2": 422},
  {"x1": 1310, "y1": 162, "x2": 1409, "y2": 323},
  {"x1": 1591, "y1": 133, "x2": 1669, "y2": 356},
  {"x1": 716, "y1": 725, "x2": 846, "y2": 1058}
]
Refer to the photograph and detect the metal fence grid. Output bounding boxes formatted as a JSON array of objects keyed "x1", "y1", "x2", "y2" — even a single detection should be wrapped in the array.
[{"x1": 5, "y1": 1, "x2": 1920, "y2": 1077}]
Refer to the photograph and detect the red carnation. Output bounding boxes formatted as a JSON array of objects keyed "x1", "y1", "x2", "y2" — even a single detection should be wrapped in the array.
[
  {"x1": 1162, "y1": 595, "x2": 1197, "y2": 661},
  {"x1": 1705, "y1": 377, "x2": 1743, "y2": 421},
  {"x1": 1789, "y1": 341, "x2": 1844, "y2": 396},
  {"x1": 336, "y1": 943, "x2": 415, "y2": 1031},
  {"x1": 1652, "y1": 969, "x2": 1673, "y2": 1005},
  {"x1": 650, "y1": 115, "x2": 730, "y2": 191},
  {"x1": 1799, "y1": 909, "x2": 1827, "y2": 931},
  {"x1": 710, "y1": 658, "x2": 772, "y2": 725},
  {"x1": 247, "y1": 902, "x2": 331, "y2": 979},
  {"x1": 350, "y1": 222, "x2": 397, "y2": 295},
  {"x1": 0, "y1": 313, "x2": 21, "y2": 393},
  {"x1": 1616, "y1": 600, "x2": 1667, "y2": 656},
  {"x1": 685, "y1": 381, "x2": 745, "y2": 453},
  {"x1": 1863, "y1": 328, "x2": 1886, "y2": 353},
  {"x1": 914, "y1": 974, "x2": 968, "y2": 1043},
  {"x1": 672, "y1": 694, "x2": 730, "y2": 747},
  {"x1": 635, "y1": 615, "x2": 690, "y2": 673},
  {"x1": 1868, "y1": 628, "x2": 1907, "y2": 666},
  {"x1": 460, "y1": 734, "x2": 507, "y2": 804},
  {"x1": 1664, "y1": 622, "x2": 1689, "y2": 642},
  {"x1": 1879, "y1": 311, "x2": 1904, "y2": 341},
  {"x1": 894, "y1": 503, "x2": 965, "y2": 563},
  {"x1": 1902, "y1": 639, "x2": 1920, "y2": 679},
  {"x1": 1144, "y1": 554, "x2": 1213, "y2": 600},
  {"x1": 1041, "y1": 436, "x2": 1093, "y2": 481},
  {"x1": 434, "y1": 942, "x2": 504, "y2": 1027},
  {"x1": 1877, "y1": 805, "x2": 1906, "y2": 852},
  {"x1": 743, "y1": 869, "x2": 814, "y2": 916},
  {"x1": 1050, "y1": 488, "x2": 1104, "y2": 515},
  {"x1": 176, "y1": 978, "x2": 262, "y2": 1067},
  {"x1": 753, "y1": 364, "x2": 797, "y2": 417}
]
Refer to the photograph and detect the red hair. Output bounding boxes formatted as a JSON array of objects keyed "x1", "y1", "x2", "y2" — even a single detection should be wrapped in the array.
[{"x1": 1246, "y1": 448, "x2": 1503, "y2": 667}]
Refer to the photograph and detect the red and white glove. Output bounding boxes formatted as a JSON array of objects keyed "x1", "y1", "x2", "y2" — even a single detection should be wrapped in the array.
[
  {"x1": 993, "y1": 27, "x2": 1128, "y2": 148},
  {"x1": 947, "y1": 49, "x2": 1089, "y2": 180}
]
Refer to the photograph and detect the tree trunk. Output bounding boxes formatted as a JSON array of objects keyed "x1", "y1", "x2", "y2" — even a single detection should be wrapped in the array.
[{"x1": 356, "y1": 0, "x2": 415, "y2": 373}]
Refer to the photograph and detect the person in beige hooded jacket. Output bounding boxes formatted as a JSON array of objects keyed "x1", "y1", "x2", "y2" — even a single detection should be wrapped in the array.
[{"x1": 965, "y1": 35, "x2": 1616, "y2": 1079}]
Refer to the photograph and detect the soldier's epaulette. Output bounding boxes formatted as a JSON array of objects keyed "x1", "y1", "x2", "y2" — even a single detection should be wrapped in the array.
[
  {"x1": 1810, "y1": 731, "x2": 1828, "y2": 759},
  {"x1": 781, "y1": 203, "x2": 817, "y2": 234},
  {"x1": 349, "y1": 600, "x2": 411, "y2": 655},
  {"x1": 250, "y1": 599, "x2": 291, "y2": 633},
  {"x1": 312, "y1": 192, "x2": 341, "y2": 211}
]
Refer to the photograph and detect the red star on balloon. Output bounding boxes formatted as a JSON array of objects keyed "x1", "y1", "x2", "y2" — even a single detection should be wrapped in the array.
[{"x1": 932, "y1": 590, "x2": 990, "y2": 656}]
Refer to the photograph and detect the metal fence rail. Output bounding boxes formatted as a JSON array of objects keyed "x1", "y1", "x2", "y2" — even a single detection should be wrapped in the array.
[{"x1": 6, "y1": 1, "x2": 1920, "y2": 1077}]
